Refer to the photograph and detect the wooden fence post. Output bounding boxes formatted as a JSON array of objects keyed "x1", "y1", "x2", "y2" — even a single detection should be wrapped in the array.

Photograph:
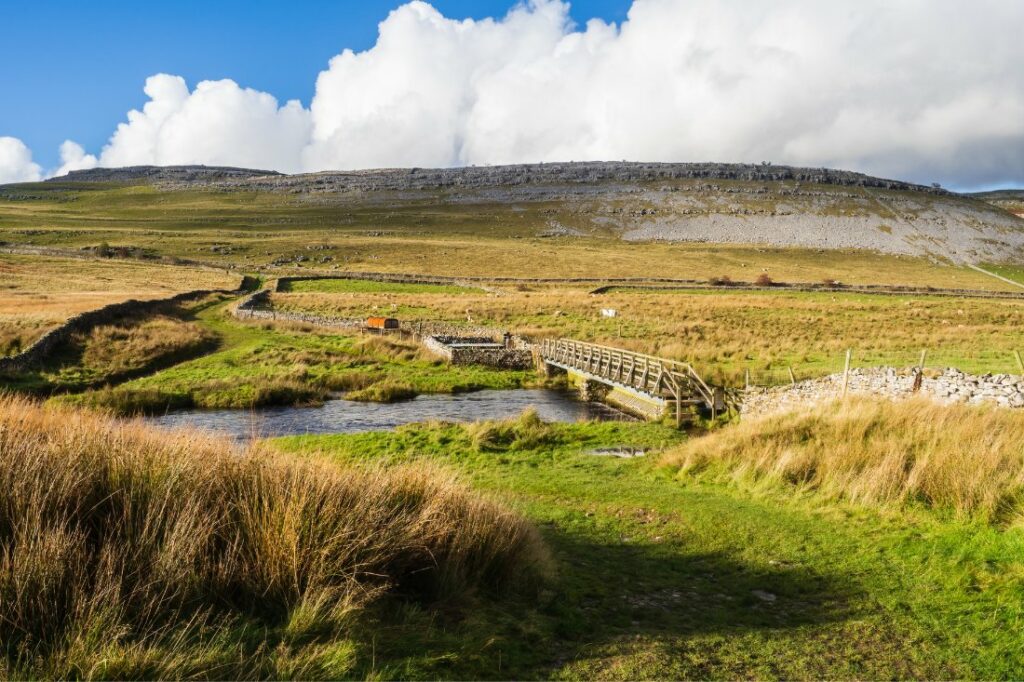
[
  {"x1": 1015, "y1": 350, "x2": 1024, "y2": 374},
  {"x1": 745, "y1": 368, "x2": 751, "y2": 390},
  {"x1": 788, "y1": 366, "x2": 797, "y2": 385},
  {"x1": 841, "y1": 349, "x2": 852, "y2": 398},
  {"x1": 913, "y1": 349, "x2": 927, "y2": 392}
]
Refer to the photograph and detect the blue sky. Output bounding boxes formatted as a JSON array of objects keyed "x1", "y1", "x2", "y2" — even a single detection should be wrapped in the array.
[
  {"x1": 1, "y1": 0, "x2": 1020, "y2": 189},
  {"x1": 0, "y1": 0, "x2": 630, "y2": 169}
]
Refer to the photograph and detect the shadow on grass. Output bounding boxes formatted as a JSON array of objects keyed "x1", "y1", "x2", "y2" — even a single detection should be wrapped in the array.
[{"x1": 352, "y1": 524, "x2": 855, "y2": 679}]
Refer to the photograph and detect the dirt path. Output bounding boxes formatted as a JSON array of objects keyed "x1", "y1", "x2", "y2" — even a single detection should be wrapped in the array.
[{"x1": 966, "y1": 263, "x2": 1024, "y2": 290}]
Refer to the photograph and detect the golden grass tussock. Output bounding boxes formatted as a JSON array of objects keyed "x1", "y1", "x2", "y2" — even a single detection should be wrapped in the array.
[
  {"x1": 661, "y1": 397, "x2": 1024, "y2": 523},
  {"x1": 79, "y1": 315, "x2": 218, "y2": 375},
  {"x1": 464, "y1": 407, "x2": 558, "y2": 452},
  {"x1": 0, "y1": 394, "x2": 548, "y2": 676},
  {"x1": 346, "y1": 379, "x2": 418, "y2": 403}
]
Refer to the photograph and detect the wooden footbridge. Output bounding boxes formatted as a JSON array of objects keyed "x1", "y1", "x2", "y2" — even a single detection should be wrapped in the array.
[{"x1": 538, "y1": 339, "x2": 729, "y2": 423}]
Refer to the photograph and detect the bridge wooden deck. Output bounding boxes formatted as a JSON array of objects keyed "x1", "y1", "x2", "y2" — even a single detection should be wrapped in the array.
[{"x1": 538, "y1": 338, "x2": 726, "y2": 423}]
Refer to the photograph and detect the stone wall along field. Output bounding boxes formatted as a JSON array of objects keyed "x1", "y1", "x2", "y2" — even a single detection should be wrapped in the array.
[
  {"x1": 743, "y1": 367, "x2": 1024, "y2": 418},
  {"x1": 0, "y1": 286, "x2": 239, "y2": 373}
]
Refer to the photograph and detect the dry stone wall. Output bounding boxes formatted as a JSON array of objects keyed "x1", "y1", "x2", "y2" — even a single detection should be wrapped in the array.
[
  {"x1": 236, "y1": 288, "x2": 532, "y2": 348},
  {"x1": 743, "y1": 367, "x2": 1024, "y2": 418},
  {"x1": 234, "y1": 289, "x2": 366, "y2": 329},
  {"x1": 0, "y1": 287, "x2": 236, "y2": 373}
]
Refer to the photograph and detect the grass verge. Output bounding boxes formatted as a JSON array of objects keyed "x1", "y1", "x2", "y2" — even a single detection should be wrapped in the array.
[
  {"x1": 661, "y1": 397, "x2": 1024, "y2": 524},
  {"x1": 0, "y1": 394, "x2": 548, "y2": 678}
]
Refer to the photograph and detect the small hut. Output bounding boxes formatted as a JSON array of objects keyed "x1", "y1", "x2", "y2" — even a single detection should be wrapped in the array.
[{"x1": 366, "y1": 316, "x2": 399, "y2": 330}]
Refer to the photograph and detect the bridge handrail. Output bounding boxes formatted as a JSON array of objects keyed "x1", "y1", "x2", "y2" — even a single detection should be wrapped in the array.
[
  {"x1": 542, "y1": 338, "x2": 693, "y2": 372},
  {"x1": 539, "y1": 337, "x2": 717, "y2": 407}
]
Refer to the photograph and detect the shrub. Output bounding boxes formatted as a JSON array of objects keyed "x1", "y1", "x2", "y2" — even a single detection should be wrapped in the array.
[
  {"x1": 661, "y1": 397, "x2": 1024, "y2": 523},
  {"x1": 709, "y1": 275, "x2": 733, "y2": 286},
  {"x1": 754, "y1": 273, "x2": 775, "y2": 286},
  {"x1": 0, "y1": 394, "x2": 548, "y2": 676}
]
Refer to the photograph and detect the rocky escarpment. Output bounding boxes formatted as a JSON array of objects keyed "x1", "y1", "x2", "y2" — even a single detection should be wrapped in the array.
[
  {"x1": 58, "y1": 165, "x2": 280, "y2": 184},
  {"x1": 169, "y1": 162, "x2": 948, "y2": 194},
  {"x1": 45, "y1": 161, "x2": 1024, "y2": 263},
  {"x1": 743, "y1": 367, "x2": 1024, "y2": 418},
  {"x1": 971, "y1": 189, "x2": 1024, "y2": 217}
]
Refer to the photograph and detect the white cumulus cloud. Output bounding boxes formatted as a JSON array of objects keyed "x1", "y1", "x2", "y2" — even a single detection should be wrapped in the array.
[
  {"x1": 97, "y1": 74, "x2": 311, "y2": 173},
  {"x1": 4, "y1": 0, "x2": 1024, "y2": 188},
  {"x1": 0, "y1": 137, "x2": 42, "y2": 184},
  {"x1": 52, "y1": 140, "x2": 99, "y2": 177}
]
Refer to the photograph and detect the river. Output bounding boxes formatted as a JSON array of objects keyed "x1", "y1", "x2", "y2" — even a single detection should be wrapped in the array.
[{"x1": 144, "y1": 389, "x2": 631, "y2": 440}]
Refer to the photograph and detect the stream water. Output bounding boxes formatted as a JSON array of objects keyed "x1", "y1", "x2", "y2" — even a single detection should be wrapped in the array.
[{"x1": 144, "y1": 389, "x2": 631, "y2": 440}]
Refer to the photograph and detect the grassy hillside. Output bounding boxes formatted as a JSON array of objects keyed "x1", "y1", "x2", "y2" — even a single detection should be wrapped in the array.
[
  {"x1": 0, "y1": 253, "x2": 237, "y2": 355},
  {"x1": 972, "y1": 189, "x2": 1024, "y2": 216},
  {"x1": 1, "y1": 173, "x2": 1021, "y2": 288}
]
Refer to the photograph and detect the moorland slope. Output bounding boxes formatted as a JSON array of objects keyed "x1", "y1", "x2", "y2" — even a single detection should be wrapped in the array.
[{"x1": 43, "y1": 161, "x2": 1024, "y2": 263}]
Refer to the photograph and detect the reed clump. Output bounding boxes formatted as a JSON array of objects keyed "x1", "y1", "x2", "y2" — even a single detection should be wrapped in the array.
[
  {"x1": 0, "y1": 394, "x2": 548, "y2": 677},
  {"x1": 661, "y1": 397, "x2": 1024, "y2": 523},
  {"x1": 346, "y1": 379, "x2": 417, "y2": 402},
  {"x1": 464, "y1": 408, "x2": 557, "y2": 452}
]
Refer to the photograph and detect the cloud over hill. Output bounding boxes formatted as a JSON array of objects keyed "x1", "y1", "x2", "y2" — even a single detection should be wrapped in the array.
[{"x1": 2, "y1": 0, "x2": 1023, "y2": 188}]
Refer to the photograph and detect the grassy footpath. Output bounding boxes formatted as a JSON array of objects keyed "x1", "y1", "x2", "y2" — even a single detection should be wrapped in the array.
[
  {"x1": 64, "y1": 300, "x2": 539, "y2": 413},
  {"x1": 273, "y1": 414, "x2": 1024, "y2": 679}
]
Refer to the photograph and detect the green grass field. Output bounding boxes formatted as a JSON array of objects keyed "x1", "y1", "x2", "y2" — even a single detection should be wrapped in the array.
[
  {"x1": 270, "y1": 414, "x2": 1024, "y2": 678},
  {"x1": 981, "y1": 262, "x2": 1024, "y2": 286},
  {"x1": 2, "y1": 178, "x2": 1024, "y2": 679},
  {"x1": 273, "y1": 284, "x2": 1024, "y2": 385}
]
